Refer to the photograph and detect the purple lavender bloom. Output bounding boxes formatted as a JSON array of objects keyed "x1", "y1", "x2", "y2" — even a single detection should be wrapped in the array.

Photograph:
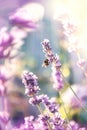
[
  {"x1": 52, "y1": 54, "x2": 63, "y2": 90},
  {"x1": 53, "y1": 54, "x2": 62, "y2": 69},
  {"x1": 42, "y1": 95, "x2": 59, "y2": 113},
  {"x1": 38, "y1": 114, "x2": 50, "y2": 122},
  {"x1": 63, "y1": 20, "x2": 77, "y2": 38},
  {"x1": 23, "y1": 116, "x2": 50, "y2": 130},
  {"x1": 24, "y1": 116, "x2": 34, "y2": 130},
  {"x1": 52, "y1": 70, "x2": 63, "y2": 90},
  {"x1": 0, "y1": 111, "x2": 10, "y2": 124},
  {"x1": 12, "y1": 116, "x2": 35, "y2": 130},
  {"x1": 0, "y1": 27, "x2": 25, "y2": 59},
  {"x1": 51, "y1": 112, "x2": 64, "y2": 130},
  {"x1": 41, "y1": 39, "x2": 62, "y2": 68},
  {"x1": 46, "y1": 100, "x2": 59, "y2": 113},
  {"x1": 41, "y1": 39, "x2": 63, "y2": 90},
  {"x1": 22, "y1": 71, "x2": 40, "y2": 96},
  {"x1": 29, "y1": 95, "x2": 43, "y2": 105},
  {"x1": 0, "y1": 27, "x2": 13, "y2": 59},
  {"x1": 9, "y1": 16, "x2": 37, "y2": 29},
  {"x1": 0, "y1": 68, "x2": 9, "y2": 84},
  {"x1": 9, "y1": 5, "x2": 37, "y2": 30},
  {"x1": 41, "y1": 39, "x2": 52, "y2": 52},
  {"x1": 68, "y1": 120, "x2": 79, "y2": 130},
  {"x1": 38, "y1": 115, "x2": 50, "y2": 130},
  {"x1": 48, "y1": 101, "x2": 59, "y2": 113},
  {"x1": 40, "y1": 94, "x2": 49, "y2": 105},
  {"x1": 41, "y1": 39, "x2": 55, "y2": 63}
]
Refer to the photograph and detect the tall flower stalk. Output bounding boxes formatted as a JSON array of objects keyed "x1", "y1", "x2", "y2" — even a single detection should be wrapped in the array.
[
  {"x1": 21, "y1": 70, "x2": 86, "y2": 129},
  {"x1": 41, "y1": 39, "x2": 87, "y2": 127},
  {"x1": 41, "y1": 39, "x2": 63, "y2": 91},
  {"x1": 22, "y1": 71, "x2": 65, "y2": 130}
]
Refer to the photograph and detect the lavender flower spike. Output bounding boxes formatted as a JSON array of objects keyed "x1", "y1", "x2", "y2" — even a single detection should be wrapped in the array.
[
  {"x1": 22, "y1": 71, "x2": 40, "y2": 96},
  {"x1": 41, "y1": 39, "x2": 55, "y2": 63},
  {"x1": 52, "y1": 54, "x2": 63, "y2": 90},
  {"x1": 0, "y1": 27, "x2": 13, "y2": 59},
  {"x1": 41, "y1": 39, "x2": 63, "y2": 90},
  {"x1": 9, "y1": 5, "x2": 37, "y2": 30}
]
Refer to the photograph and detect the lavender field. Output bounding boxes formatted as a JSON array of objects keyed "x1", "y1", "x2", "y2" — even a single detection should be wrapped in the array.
[{"x1": 0, "y1": 0, "x2": 87, "y2": 130}]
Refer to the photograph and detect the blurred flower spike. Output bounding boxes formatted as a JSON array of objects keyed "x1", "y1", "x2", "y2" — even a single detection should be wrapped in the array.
[
  {"x1": 9, "y1": 3, "x2": 44, "y2": 30},
  {"x1": 0, "y1": 27, "x2": 13, "y2": 59},
  {"x1": 0, "y1": 27, "x2": 26, "y2": 59}
]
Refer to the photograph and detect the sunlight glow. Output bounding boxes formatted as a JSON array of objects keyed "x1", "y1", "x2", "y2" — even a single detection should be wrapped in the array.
[
  {"x1": 52, "y1": 0, "x2": 87, "y2": 58},
  {"x1": 20, "y1": 3, "x2": 45, "y2": 22}
]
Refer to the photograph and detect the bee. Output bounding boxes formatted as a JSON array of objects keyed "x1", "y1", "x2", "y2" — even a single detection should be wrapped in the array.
[{"x1": 42, "y1": 59, "x2": 50, "y2": 67}]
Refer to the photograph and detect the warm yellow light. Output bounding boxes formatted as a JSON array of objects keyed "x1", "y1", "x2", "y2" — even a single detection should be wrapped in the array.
[
  {"x1": 62, "y1": 64, "x2": 70, "y2": 77},
  {"x1": 52, "y1": 0, "x2": 87, "y2": 59}
]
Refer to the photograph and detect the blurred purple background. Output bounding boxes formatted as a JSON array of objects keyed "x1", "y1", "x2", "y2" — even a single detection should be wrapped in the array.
[{"x1": 0, "y1": 0, "x2": 48, "y2": 27}]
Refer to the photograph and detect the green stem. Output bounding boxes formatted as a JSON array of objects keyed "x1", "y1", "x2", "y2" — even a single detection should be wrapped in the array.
[
  {"x1": 36, "y1": 104, "x2": 52, "y2": 130},
  {"x1": 61, "y1": 72, "x2": 87, "y2": 112},
  {"x1": 36, "y1": 104, "x2": 43, "y2": 115},
  {"x1": 59, "y1": 92, "x2": 72, "y2": 130},
  {"x1": 69, "y1": 85, "x2": 87, "y2": 112}
]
